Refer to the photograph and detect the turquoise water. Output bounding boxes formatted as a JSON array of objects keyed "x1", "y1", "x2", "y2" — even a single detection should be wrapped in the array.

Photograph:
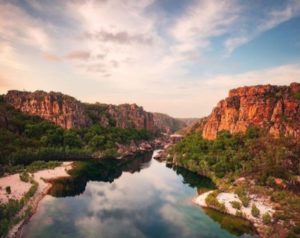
[{"x1": 21, "y1": 152, "x2": 256, "y2": 238}]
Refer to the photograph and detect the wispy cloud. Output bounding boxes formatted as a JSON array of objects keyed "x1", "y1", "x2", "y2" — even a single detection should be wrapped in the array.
[
  {"x1": 0, "y1": 0, "x2": 300, "y2": 117},
  {"x1": 0, "y1": 3, "x2": 52, "y2": 52},
  {"x1": 65, "y1": 50, "x2": 91, "y2": 60},
  {"x1": 84, "y1": 31, "x2": 153, "y2": 45},
  {"x1": 170, "y1": 0, "x2": 240, "y2": 54},
  {"x1": 224, "y1": 0, "x2": 300, "y2": 53},
  {"x1": 43, "y1": 52, "x2": 61, "y2": 62}
]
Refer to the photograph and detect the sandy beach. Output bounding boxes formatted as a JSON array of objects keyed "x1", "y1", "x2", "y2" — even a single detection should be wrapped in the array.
[
  {"x1": 0, "y1": 162, "x2": 73, "y2": 238},
  {"x1": 194, "y1": 190, "x2": 274, "y2": 237}
]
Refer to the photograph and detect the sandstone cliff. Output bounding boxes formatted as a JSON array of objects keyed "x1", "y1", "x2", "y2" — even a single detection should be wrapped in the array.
[
  {"x1": 5, "y1": 90, "x2": 91, "y2": 129},
  {"x1": 84, "y1": 102, "x2": 155, "y2": 131},
  {"x1": 152, "y1": 113, "x2": 187, "y2": 134},
  {"x1": 4, "y1": 90, "x2": 187, "y2": 133},
  {"x1": 189, "y1": 82, "x2": 300, "y2": 139}
]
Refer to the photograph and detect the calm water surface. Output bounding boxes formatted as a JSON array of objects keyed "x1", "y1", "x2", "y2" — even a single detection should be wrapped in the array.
[{"x1": 22, "y1": 152, "x2": 256, "y2": 238}]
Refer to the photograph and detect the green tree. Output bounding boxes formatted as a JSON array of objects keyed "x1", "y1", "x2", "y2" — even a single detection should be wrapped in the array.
[
  {"x1": 89, "y1": 135, "x2": 106, "y2": 150},
  {"x1": 63, "y1": 131, "x2": 82, "y2": 148}
]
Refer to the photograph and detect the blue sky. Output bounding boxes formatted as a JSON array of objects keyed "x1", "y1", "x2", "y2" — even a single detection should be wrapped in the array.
[{"x1": 0, "y1": 0, "x2": 300, "y2": 117}]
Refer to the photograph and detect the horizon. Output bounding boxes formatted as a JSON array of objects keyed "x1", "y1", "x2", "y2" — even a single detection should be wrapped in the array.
[{"x1": 1, "y1": 0, "x2": 300, "y2": 117}]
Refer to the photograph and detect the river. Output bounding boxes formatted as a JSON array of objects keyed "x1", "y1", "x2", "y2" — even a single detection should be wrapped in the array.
[{"x1": 21, "y1": 151, "x2": 256, "y2": 238}]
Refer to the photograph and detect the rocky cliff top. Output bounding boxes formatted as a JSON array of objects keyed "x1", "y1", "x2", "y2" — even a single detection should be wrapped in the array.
[
  {"x1": 186, "y1": 82, "x2": 300, "y2": 139},
  {"x1": 4, "y1": 90, "x2": 188, "y2": 133},
  {"x1": 5, "y1": 90, "x2": 91, "y2": 129}
]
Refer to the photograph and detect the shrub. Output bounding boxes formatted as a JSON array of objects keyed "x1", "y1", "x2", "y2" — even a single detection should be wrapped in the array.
[
  {"x1": 273, "y1": 211, "x2": 290, "y2": 221},
  {"x1": 293, "y1": 92, "x2": 300, "y2": 100},
  {"x1": 251, "y1": 204, "x2": 260, "y2": 218},
  {"x1": 235, "y1": 210, "x2": 244, "y2": 217},
  {"x1": 240, "y1": 195, "x2": 250, "y2": 207},
  {"x1": 262, "y1": 212, "x2": 271, "y2": 224},
  {"x1": 230, "y1": 201, "x2": 242, "y2": 210},
  {"x1": 0, "y1": 199, "x2": 23, "y2": 237},
  {"x1": 19, "y1": 171, "x2": 30, "y2": 182},
  {"x1": 25, "y1": 182, "x2": 38, "y2": 199},
  {"x1": 5, "y1": 186, "x2": 11, "y2": 194},
  {"x1": 205, "y1": 191, "x2": 226, "y2": 212}
]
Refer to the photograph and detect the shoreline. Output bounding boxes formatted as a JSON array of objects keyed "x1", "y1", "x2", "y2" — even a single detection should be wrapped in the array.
[
  {"x1": 0, "y1": 162, "x2": 73, "y2": 238},
  {"x1": 193, "y1": 190, "x2": 274, "y2": 238}
]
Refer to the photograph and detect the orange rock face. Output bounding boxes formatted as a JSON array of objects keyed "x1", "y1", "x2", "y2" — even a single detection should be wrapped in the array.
[
  {"x1": 201, "y1": 82, "x2": 300, "y2": 140},
  {"x1": 5, "y1": 90, "x2": 91, "y2": 129},
  {"x1": 4, "y1": 90, "x2": 187, "y2": 133}
]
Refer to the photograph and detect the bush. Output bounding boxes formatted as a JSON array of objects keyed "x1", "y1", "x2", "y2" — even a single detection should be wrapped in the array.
[
  {"x1": 205, "y1": 191, "x2": 226, "y2": 212},
  {"x1": 0, "y1": 199, "x2": 23, "y2": 237},
  {"x1": 240, "y1": 195, "x2": 250, "y2": 207},
  {"x1": 19, "y1": 171, "x2": 30, "y2": 182},
  {"x1": 251, "y1": 204, "x2": 260, "y2": 218},
  {"x1": 25, "y1": 182, "x2": 38, "y2": 199},
  {"x1": 230, "y1": 201, "x2": 241, "y2": 210},
  {"x1": 262, "y1": 212, "x2": 271, "y2": 224},
  {"x1": 235, "y1": 210, "x2": 244, "y2": 217},
  {"x1": 5, "y1": 186, "x2": 11, "y2": 194},
  {"x1": 235, "y1": 187, "x2": 250, "y2": 207}
]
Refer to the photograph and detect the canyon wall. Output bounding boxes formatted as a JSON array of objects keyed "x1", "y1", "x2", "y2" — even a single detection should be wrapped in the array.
[
  {"x1": 5, "y1": 90, "x2": 91, "y2": 129},
  {"x1": 198, "y1": 82, "x2": 300, "y2": 139},
  {"x1": 4, "y1": 90, "x2": 188, "y2": 133}
]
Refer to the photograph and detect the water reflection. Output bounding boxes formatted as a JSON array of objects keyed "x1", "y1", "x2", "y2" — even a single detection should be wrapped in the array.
[
  {"x1": 49, "y1": 152, "x2": 153, "y2": 197},
  {"x1": 22, "y1": 152, "x2": 257, "y2": 238}
]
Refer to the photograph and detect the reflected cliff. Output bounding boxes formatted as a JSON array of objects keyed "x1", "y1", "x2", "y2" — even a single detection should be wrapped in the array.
[
  {"x1": 23, "y1": 152, "x2": 257, "y2": 238},
  {"x1": 49, "y1": 152, "x2": 153, "y2": 197}
]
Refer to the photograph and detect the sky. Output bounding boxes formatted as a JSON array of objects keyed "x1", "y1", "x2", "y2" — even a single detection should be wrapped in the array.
[{"x1": 1, "y1": 0, "x2": 300, "y2": 118}]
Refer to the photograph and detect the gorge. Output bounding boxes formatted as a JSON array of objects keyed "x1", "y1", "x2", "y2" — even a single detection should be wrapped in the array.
[{"x1": 0, "y1": 83, "x2": 300, "y2": 238}]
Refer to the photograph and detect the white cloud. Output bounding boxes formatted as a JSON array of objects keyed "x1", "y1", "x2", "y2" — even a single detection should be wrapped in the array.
[
  {"x1": 0, "y1": 3, "x2": 52, "y2": 51},
  {"x1": 170, "y1": 0, "x2": 240, "y2": 54},
  {"x1": 1, "y1": 0, "x2": 300, "y2": 118}
]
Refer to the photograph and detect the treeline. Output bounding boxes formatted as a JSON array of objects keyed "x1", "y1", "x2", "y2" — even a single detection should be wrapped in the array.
[
  {"x1": 0, "y1": 97, "x2": 152, "y2": 175},
  {"x1": 171, "y1": 127, "x2": 300, "y2": 188}
]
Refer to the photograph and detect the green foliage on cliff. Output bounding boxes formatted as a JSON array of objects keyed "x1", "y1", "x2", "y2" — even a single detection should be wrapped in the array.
[{"x1": 171, "y1": 127, "x2": 300, "y2": 187}]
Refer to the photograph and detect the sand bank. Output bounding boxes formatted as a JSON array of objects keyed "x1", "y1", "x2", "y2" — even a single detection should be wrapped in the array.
[{"x1": 0, "y1": 162, "x2": 73, "y2": 238}]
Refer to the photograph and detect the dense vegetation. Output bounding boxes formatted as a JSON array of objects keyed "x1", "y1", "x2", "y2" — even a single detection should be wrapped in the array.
[
  {"x1": 171, "y1": 128, "x2": 300, "y2": 187},
  {"x1": 0, "y1": 97, "x2": 152, "y2": 175},
  {"x1": 0, "y1": 178, "x2": 37, "y2": 237},
  {"x1": 170, "y1": 128, "x2": 300, "y2": 237}
]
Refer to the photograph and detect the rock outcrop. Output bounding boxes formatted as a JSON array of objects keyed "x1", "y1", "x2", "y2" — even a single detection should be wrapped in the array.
[
  {"x1": 190, "y1": 83, "x2": 300, "y2": 139},
  {"x1": 4, "y1": 90, "x2": 189, "y2": 133},
  {"x1": 103, "y1": 103, "x2": 155, "y2": 131},
  {"x1": 152, "y1": 113, "x2": 187, "y2": 134},
  {"x1": 5, "y1": 90, "x2": 91, "y2": 129}
]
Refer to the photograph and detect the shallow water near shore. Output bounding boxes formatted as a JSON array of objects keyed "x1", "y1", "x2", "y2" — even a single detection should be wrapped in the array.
[{"x1": 21, "y1": 152, "x2": 256, "y2": 238}]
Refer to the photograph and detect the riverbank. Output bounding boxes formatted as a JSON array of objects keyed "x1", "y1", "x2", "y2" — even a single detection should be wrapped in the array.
[
  {"x1": 155, "y1": 146, "x2": 276, "y2": 237},
  {"x1": 0, "y1": 162, "x2": 73, "y2": 238},
  {"x1": 193, "y1": 190, "x2": 274, "y2": 237}
]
